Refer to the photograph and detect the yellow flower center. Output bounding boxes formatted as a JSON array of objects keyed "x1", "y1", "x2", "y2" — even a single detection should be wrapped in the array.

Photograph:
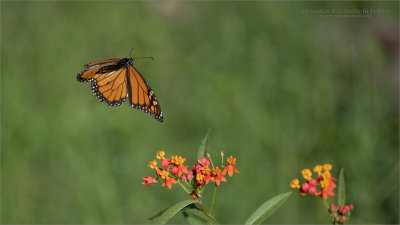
[
  {"x1": 156, "y1": 151, "x2": 165, "y2": 159},
  {"x1": 301, "y1": 169, "x2": 312, "y2": 181},
  {"x1": 323, "y1": 163, "x2": 332, "y2": 171},
  {"x1": 313, "y1": 165, "x2": 322, "y2": 175},
  {"x1": 227, "y1": 156, "x2": 236, "y2": 165},
  {"x1": 148, "y1": 160, "x2": 157, "y2": 169},
  {"x1": 196, "y1": 173, "x2": 204, "y2": 182},
  {"x1": 202, "y1": 165, "x2": 211, "y2": 175},
  {"x1": 160, "y1": 170, "x2": 169, "y2": 180},
  {"x1": 320, "y1": 179, "x2": 329, "y2": 189},
  {"x1": 290, "y1": 178, "x2": 300, "y2": 189},
  {"x1": 171, "y1": 155, "x2": 185, "y2": 166},
  {"x1": 212, "y1": 167, "x2": 222, "y2": 176},
  {"x1": 322, "y1": 171, "x2": 331, "y2": 180}
]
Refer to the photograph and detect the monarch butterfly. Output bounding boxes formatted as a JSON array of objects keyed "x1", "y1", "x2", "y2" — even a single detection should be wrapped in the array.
[{"x1": 77, "y1": 57, "x2": 163, "y2": 122}]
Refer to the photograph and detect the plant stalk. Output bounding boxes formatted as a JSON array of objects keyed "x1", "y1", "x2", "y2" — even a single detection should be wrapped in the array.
[
  {"x1": 177, "y1": 181, "x2": 190, "y2": 194},
  {"x1": 209, "y1": 185, "x2": 218, "y2": 214},
  {"x1": 323, "y1": 199, "x2": 329, "y2": 209},
  {"x1": 196, "y1": 201, "x2": 215, "y2": 220}
]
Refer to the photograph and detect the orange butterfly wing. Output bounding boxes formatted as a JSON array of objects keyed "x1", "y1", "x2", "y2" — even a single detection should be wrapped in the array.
[
  {"x1": 77, "y1": 59, "x2": 121, "y2": 82},
  {"x1": 77, "y1": 58, "x2": 163, "y2": 122},
  {"x1": 90, "y1": 68, "x2": 128, "y2": 106},
  {"x1": 127, "y1": 65, "x2": 163, "y2": 122}
]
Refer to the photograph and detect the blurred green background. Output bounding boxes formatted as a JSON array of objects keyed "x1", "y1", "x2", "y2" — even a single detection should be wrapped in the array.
[{"x1": 1, "y1": 1, "x2": 398, "y2": 224}]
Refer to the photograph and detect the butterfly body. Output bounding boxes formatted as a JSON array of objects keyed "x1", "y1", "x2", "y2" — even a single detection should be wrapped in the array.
[{"x1": 77, "y1": 57, "x2": 163, "y2": 122}]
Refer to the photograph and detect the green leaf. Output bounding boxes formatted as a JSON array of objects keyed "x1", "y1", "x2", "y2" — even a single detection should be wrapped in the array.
[
  {"x1": 151, "y1": 199, "x2": 197, "y2": 224},
  {"x1": 197, "y1": 128, "x2": 211, "y2": 160},
  {"x1": 183, "y1": 211, "x2": 208, "y2": 224},
  {"x1": 244, "y1": 192, "x2": 292, "y2": 225},
  {"x1": 338, "y1": 168, "x2": 346, "y2": 206}
]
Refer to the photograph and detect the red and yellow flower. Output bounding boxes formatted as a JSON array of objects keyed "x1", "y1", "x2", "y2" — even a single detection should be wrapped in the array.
[
  {"x1": 171, "y1": 155, "x2": 188, "y2": 177},
  {"x1": 210, "y1": 167, "x2": 227, "y2": 186},
  {"x1": 160, "y1": 169, "x2": 177, "y2": 189},
  {"x1": 290, "y1": 163, "x2": 337, "y2": 200},
  {"x1": 142, "y1": 176, "x2": 156, "y2": 186},
  {"x1": 143, "y1": 150, "x2": 239, "y2": 198},
  {"x1": 222, "y1": 156, "x2": 240, "y2": 177}
]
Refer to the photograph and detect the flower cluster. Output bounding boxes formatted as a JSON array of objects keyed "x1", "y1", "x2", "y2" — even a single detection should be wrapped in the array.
[
  {"x1": 290, "y1": 163, "x2": 336, "y2": 200},
  {"x1": 143, "y1": 150, "x2": 239, "y2": 199},
  {"x1": 329, "y1": 203, "x2": 354, "y2": 224}
]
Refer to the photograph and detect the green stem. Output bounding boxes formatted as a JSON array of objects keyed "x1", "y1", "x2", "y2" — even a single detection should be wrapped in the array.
[
  {"x1": 177, "y1": 181, "x2": 190, "y2": 194},
  {"x1": 324, "y1": 200, "x2": 336, "y2": 224},
  {"x1": 207, "y1": 152, "x2": 215, "y2": 169},
  {"x1": 209, "y1": 185, "x2": 218, "y2": 214},
  {"x1": 323, "y1": 199, "x2": 329, "y2": 209},
  {"x1": 196, "y1": 201, "x2": 215, "y2": 220}
]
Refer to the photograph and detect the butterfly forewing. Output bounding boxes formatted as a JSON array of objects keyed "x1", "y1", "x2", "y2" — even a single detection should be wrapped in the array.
[
  {"x1": 127, "y1": 65, "x2": 163, "y2": 122},
  {"x1": 85, "y1": 58, "x2": 122, "y2": 68},
  {"x1": 77, "y1": 59, "x2": 121, "y2": 82}
]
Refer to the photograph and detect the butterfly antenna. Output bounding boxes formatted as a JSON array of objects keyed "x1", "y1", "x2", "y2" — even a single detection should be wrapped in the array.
[
  {"x1": 134, "y1": 56, "x2": 154, "y2": 61},
  {"x1": 130, "y1": 48, "x2": 135, "y2": 58}
]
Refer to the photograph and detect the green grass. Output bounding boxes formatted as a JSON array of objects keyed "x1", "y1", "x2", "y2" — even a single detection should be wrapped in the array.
[{"x1": 1, "y1": 1, "x2": 398, "y2": 224}]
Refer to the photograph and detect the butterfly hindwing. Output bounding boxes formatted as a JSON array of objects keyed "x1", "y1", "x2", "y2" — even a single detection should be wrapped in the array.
[{"x1": 90, "y1": 68, "x2": 128, "y2": 107}]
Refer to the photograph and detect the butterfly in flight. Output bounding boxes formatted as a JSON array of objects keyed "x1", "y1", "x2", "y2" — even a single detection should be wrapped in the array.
[{"x1": 76, "y1": 56, "x2": 163, "y2": 122}]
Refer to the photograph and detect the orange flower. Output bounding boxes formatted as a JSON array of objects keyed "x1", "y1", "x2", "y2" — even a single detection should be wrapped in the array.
[
  {"x1": 155, "y1": 167, "x2": 163, "y2": 178},
  {"x1": 142, "y1": 176, "x2": 156, "y2": 186},
  {"x1": 171, "y1": 165, "x2": 189, "y2": 177},
  {"x1": 159, "y1": 170, "x2": 177, "y2": 189},
  {"x1": 290, "y1": 178, "x2": 300, "y2": 189},
  {"x1": 196, "y1": 173, "x2": 204, "y2": 185},
  {"x1": 202, "y1": 165, "x2": 212, "y2": 184},
  {"x1": 313, "y1": 165, "x2": 322, "y2": 175},
  {"x1": 156, "y1": 151, "x2": 165, "y2": 159},
  {"x1": 323, "y1": 163, "x2": 332, "y2": 171},
  {"x1": 170, "y1": 155, "x2": 188, "y2": 176},
  {"x1": 317, "y1": 174, "x2": 337, "y2": 200},
  {"x1": 210, "y1": 167, "x2": 227, "y2": 186},
  {"x1": 148, "y1": 160, "x2": 157, "y2": 169},
  {"x1": 162, "y1": 177, "x2": 177, "y2": 189},
  {"x1": 222, "y1": 155, "x2": 239, "y2": 177},
  {"x1": 159, "y1": 169, "x2": 169, "y2": 180},
  {"x1": 301, "y1": 169, "x2": 312, "y2": 181},
  {"x1": 202, "y1": 165, "x2": 211, "y2": 175},
  {"x1": 171, "y1": 155, "x2": 186, "y2": 166}
]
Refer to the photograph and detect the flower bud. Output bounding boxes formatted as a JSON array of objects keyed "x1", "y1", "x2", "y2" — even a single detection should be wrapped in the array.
[
  {"x1": 301, "y1": 182, "x2": 310, "y2": 192},
  {"x1": 193, "y1": 164, "x2": 202, "y2": 174},
  {"x1": 142, "y1": 176, "x2": 156, "y2": 186},
  {"x1": 308, "y1": 186, "x2": 316, "y2": 195},
  {"x1": 161, "y1": 158, "x2": 170, "y2": 168},
  {"x1": 308, "y1": 178, "x2": 318, "y2": 186},
  {"x1": 190, "y1": 192, "x2": 199, "y2": 199},
  {"x1": 171, "y1": 166, "x2": 179, "y2": 175},
  {"x1": 329, "y1": 203, "x2": 336, "y2": 212},
  {"x1": 180, "y1": 175, "x2": 187, "y2": 181},
  {"x1": 198, "y1": 157, "x2": 210, "y2": 166},
  {"x1": 186, "y1": 170, "x2": 194, "y2": 180}
]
